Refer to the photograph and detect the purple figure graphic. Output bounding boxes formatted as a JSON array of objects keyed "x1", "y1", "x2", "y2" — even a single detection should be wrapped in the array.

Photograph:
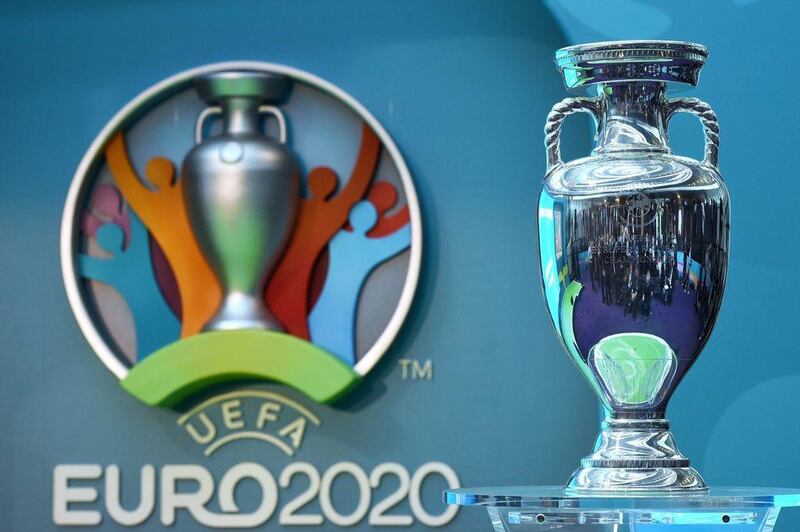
[{"x1": 308, "y1": 200, "x2": 411, "y2": 365}]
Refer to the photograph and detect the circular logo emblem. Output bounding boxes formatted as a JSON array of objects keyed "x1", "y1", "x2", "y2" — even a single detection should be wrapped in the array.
[{"x1": 61, "y1": 62, "x2": 421, "y2": 407}]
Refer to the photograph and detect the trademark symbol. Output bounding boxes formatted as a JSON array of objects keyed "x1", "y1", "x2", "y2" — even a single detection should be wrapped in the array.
[{"x1": 398, "y1": 359, "x2": 432, "y2": 381}]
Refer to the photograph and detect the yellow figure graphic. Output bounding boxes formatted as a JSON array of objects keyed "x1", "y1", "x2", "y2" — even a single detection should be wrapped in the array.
[{"x1": 106, "y1": 132, "x2": 221, "y2": 338}]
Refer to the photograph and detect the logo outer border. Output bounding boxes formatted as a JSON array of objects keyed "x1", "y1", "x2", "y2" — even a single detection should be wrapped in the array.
[{"x1": 61, "y1": 60, "x2": 422, "y2": 382}]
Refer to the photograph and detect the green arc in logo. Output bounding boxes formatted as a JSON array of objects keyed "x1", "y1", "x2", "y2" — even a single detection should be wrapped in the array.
[{"x1": 121, "y1": 330, "x2": 360, "y2": 407}]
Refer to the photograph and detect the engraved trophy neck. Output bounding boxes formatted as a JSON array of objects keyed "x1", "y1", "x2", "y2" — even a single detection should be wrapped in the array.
[
  {"x1": 593, "y1": 82, "x2": 671, "y2": 155},
  {"x1": 553, "y1": 40, "x2": 711, "y2": 158}
]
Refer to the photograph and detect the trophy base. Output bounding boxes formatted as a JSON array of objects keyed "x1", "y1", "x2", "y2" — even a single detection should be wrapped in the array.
[
  {"x1": 567, "y1": 466, "x2": 707, "y2": 494},
  {"x1": 203, "y1": 292, "x2": 284, "y2": 332},
  {"x1": 566, "y1": 417, "x2": 708, "y2": 493}
]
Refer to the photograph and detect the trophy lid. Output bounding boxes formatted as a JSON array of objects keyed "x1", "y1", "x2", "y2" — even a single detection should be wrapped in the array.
[
  {"x1": 555, "y1": 40, "x2": 708, "y2": 89},
  {"x1": 196, "y1": 71, "x2": 292, "y2": 104}
]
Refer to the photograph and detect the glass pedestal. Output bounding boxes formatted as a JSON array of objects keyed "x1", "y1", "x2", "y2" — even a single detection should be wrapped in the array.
[{"x1": 444, "y1": 487, "x2": 800, "y2": 531}]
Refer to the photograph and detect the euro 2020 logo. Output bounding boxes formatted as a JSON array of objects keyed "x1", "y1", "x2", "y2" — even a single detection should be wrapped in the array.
[{"x1": 60, "y1": 62, "x2": 422, "y2": 408}]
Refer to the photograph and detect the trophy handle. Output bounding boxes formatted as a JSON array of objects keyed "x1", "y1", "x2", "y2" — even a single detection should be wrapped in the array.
[
  {"x1": 545, "y1": 97, "x2": 600, "y2": 174},
  {"x1": 194, "y1": 105, "x2": 288, "y2": 144},
  {"x1": 257, "y1": 105, "x2": 287, "y2": 144},
  {"x1": 665, "y1": 97, "x2": 720, "y2": 171},
  {"x1": 195, "y1": 107, "x2": 222, "y2": 144}
]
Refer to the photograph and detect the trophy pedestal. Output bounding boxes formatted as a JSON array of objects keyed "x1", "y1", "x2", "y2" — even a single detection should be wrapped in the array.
[
  {"x1": 445, "y1": 486, "x2": 800, "y2": 531},
  {"x1": 567, "y1": 418, "x2": 707, "y2": 493}
]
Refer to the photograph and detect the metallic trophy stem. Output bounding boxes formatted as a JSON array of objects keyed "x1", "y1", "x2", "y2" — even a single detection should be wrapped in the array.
[
  {"x1": 567, "y1": 417, "x2": 707, "y2": 493},
  {"x1": 568, "y1": 333, "x2": 707, "y2": 493},
  {"x1": 594, "y1": 81, "x2": 670, "y2": 155},
  {"x1": 182, "y1": 71, "x2": 301, "y2": 332},
  {"x1": 565, "y1": 325, "x2": 710, "y2": 494}
]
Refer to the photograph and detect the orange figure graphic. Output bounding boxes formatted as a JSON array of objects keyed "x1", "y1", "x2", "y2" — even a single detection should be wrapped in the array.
[
  {"x1": 266, "y1": 124, "x2": 380, "y2": 339},
  {"x1": 105, "y1": 133, "x2": 222, "y2": 338}
]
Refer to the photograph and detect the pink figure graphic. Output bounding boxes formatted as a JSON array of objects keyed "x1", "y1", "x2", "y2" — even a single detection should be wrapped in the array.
[{"x1": 81, "y1": 184, "x2": 131, "y2": 248}]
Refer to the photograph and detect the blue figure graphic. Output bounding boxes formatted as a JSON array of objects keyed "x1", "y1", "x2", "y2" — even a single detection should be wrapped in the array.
[
  {"x1": 79, "y1": 211, "x2": 179, "y2": 361},
  {"x1": 309, "y1": 200, "x2": 411, "y2": 365}
]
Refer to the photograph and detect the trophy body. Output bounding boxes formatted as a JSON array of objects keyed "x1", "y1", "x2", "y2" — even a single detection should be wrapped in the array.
[
  {"x1": 183, "y1": 71, "x2": 300, "y2": 332},
  {"x1": 538, "y1": 42, "x2": 729, "y2": 492}
]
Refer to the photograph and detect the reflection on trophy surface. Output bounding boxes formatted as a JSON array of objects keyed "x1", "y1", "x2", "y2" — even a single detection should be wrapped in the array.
[{"x1": 538, "y1": 41, "x2": 730, "y2": 492}]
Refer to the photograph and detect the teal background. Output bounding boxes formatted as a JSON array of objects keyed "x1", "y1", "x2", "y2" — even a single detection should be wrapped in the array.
[{"x1": 1, "y1": 0, "x2": 798, "y2": 530}]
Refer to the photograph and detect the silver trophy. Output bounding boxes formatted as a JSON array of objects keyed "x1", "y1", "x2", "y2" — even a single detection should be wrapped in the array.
[
  {"x1": 183, "y1": 71, "x2": 300, "y2": 331},
  {"x1": 538, "y1": 41, "x2": 730, "y2": 492}
]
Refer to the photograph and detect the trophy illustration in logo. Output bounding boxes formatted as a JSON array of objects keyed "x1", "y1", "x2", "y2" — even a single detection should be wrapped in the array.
[
  {"x1": 538, "y1": 41, "x2": 730, "y2": 492},
  {"x1": 61, "y1": 63, "x2": 421, "y2": 408},
  {"x1": 183, "y1": 72, "x2": 300, "y2": 332}
]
